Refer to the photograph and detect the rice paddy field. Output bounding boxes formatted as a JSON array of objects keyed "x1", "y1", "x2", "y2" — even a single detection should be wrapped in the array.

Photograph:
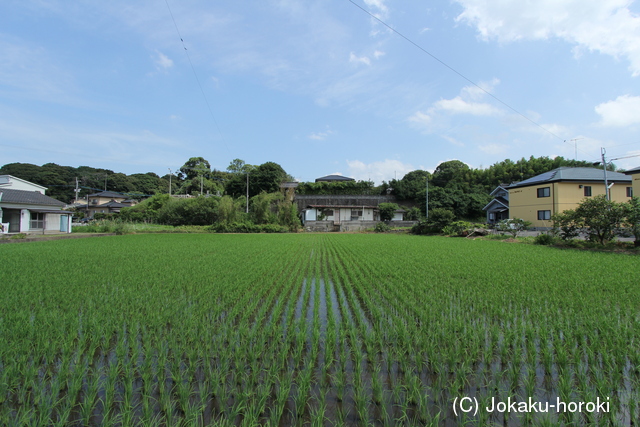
[{"x1": 1, "y1": 233, "x2": 639, "y2": 426}]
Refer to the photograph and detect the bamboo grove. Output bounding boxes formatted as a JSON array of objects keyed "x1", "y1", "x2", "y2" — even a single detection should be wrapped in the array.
[{"x1": 0, "y1": 234, "x2": 638, "y2": 425}]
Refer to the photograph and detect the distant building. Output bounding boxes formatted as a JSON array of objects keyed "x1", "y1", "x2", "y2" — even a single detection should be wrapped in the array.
[
  {"x1": 482, "y1": 184, "x2": 510, "y2": 224},
  {"x1": 84, "y1": 191, "x2": 138, "y2": 218},
  {"x1": 0, "y1": 175, "x2": 72, "y2": 234},
  {"x1": 315, "y1": 174, "x2": 355, "y2": 183}
]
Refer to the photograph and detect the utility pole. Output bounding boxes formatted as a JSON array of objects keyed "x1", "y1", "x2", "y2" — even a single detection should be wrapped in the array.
[
  {"x1": 425, "y1": 175, "x2": 429, "y2": 219},
  {"x1": 570, "y1": 138, "x2": 584, "y2": 161},
  {"x1": 601, "y1": 148, "x2": 610, "y2": 201},
  {"x1": 168, "y1": 168, "x2": 172, "y2": 195},
  {"x1": 74, "y1": 177, "x2": 80, "y2": 203},
  {"x1": 246, "y1": 171, "x2": 249, "y2": 213}
]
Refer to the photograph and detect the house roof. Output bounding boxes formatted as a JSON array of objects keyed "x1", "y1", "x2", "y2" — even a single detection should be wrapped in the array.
[
  {"x1": 307, "y1": 204, "x2": 378, "y2": 209},
  {"x1": 0, "y1": 188, "x2": 65, "y2": 206},
  {"x1": 315, "y1": 174, "x2": 355, "y2": 182},
  {"x1": 489, "y1": 185, "x2": 509, "y2": 196},
  {"x1": 0, "y1": 175, "x2": 47, "y2": 192},
  {"x1": 94, "y1": 201, "x2": 130, "y2": 208},
  {"x1": 508, "y1": 167, "x2": 631, "y2": 189},
  {"x1": 624, "y1": 166, "x2": 640, "y2": 175},
  {"x1": 482, "y1": 197, "x2": 509, "y2": 211},
  {"x1": 87, "y1": 191, "x2": 128, "y2": 199}
]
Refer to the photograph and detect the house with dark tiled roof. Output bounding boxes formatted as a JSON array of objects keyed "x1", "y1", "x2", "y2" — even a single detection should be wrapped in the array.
[
  {"x1": 482, "y1": 184, "x2": 510, "y2": 224},
  {"x1": 296, "y1": 175, "x2": 415, "y2": 231},
  {"x1": 0, "y1": 175, "x2": 72, "y2": 234},
  {"x1": 507, "y1": 167, "x2": 633, "y2": 228},
  {"x1": 84, "y1": 191, "x2": 138, "y2": 218},
  {"x1": 314, "y1": 174, "x2": 355, "y2": 183}
]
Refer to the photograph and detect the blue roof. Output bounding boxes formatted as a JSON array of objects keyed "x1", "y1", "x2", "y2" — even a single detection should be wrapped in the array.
[{"x1": 508, "y1": 167, "x2": 631, "y2": 189}]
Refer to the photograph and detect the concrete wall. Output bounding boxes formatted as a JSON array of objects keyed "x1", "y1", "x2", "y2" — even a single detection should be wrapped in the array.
[
  {"x1": 295, "y1": 194, "x2": 398, "y2": 211},
  {"x1": 304, "y1": 220, "x2": 417, "y2": 232}
]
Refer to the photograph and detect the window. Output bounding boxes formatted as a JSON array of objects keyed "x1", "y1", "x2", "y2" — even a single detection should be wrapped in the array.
[
  {"x1": 584, "y1": 186, "x2": 592, "y2": 197},
  {"x1": 489, "y1": 212, "x2": 495, "y2": 220},
  {"x1": 30, "y1": 212, "x2": 45, "y2": 229},
  {"x1": 350, "y1": 209, "x2": 363, "y2": 220},
  {"x1": 537, "y1": 187, "x2": 550, "y2": 198},
  {"x1": 627, "y1": 187, "x2": 634, "y2": 197},
  {"x1": 537, "y1": 210, "x2": 551, "y2": 220},
  {"x1": 324, "y1": 210, "x2": 333, "y2": 217}
]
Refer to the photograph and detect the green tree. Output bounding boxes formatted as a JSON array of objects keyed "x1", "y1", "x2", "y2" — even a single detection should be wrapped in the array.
[
  {"x1": 178, "y1": 157, "x2": 211, "y2": 181},
  {"x1": 216, "y1": 195, "x2": 240, "y2": 225},
  {"x1": 432, "y1": 160, "x2": 470, "y2": 187},
  {"x1": 250, "y1": 192, "x2": 279, "y2": 224},
  {"x1": 378, "y1": 203, "x2": 399, "y2": 222},
  {"x1": 226, "y1": 159, "x2": 254, "y2": 174},
  {"x1": 624, "y1": 197, "x2": 640, "y2": 247},
  {"x1": 496, "y1": 218, "x2": 531, "y2": 238},
  {"x1": 574, "y1": 195, "x2": 625, "y2": 245}
]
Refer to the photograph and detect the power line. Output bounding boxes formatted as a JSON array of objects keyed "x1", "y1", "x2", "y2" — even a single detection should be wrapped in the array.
[
  {"x1": 346, "y1": 0, "x2": 585, "y2": 151},
  {"x1": 164, "y1": 0, "x2": 230, "y2": 154}
]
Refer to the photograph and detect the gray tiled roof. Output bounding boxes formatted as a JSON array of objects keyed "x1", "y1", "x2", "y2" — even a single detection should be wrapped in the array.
[
  {"x1": 624, "y1": 166, "x2": 640, "y2": 174},
  {"x1": 87, "y1": 191, "x2": 128, "y2": 198},
  {"x1": 0, "y1": 188, "x2": 65, "y2": 206},
  {"x1": 315, "y1": 174, "x2": 355, "y2": 182},
  {"x1": 508, "y1": 167, "x2": 631, "y2": 189}
]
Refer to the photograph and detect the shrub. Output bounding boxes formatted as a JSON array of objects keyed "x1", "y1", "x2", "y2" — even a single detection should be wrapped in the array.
[
  {"x1": 374, "y1": 222, "x2": 391, "y2": 233},
  {"x1": 551, "y1": 210, "x2": 581, "y2": 240},
  {"x1": 157, "y1": 196, "x2": 219, "y2": 226},
  {"x1": 411, "y1": 208, "x2": 456, "y2": 234},
  {"x1": 534, "y1": 233, "x2": 557, "y2": 245},
  {"x1": 378, "y1": 203, "x2": 399, "y2": 222},
  {"x1": 495, "y1": 218, "x2": 531, "y2": 238},
  {"x1": 404, "y1": 206, "x2": 422, "y2": 221},
  {"x1": 210, "y1": 221, "x2": 288, "y2": 233},
  {"x1": 441, "y1": 220, "x2": 473, "y2": 236}
]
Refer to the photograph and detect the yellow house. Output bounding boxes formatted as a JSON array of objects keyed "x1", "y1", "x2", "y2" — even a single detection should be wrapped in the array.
[
  {"x1": 624, "y1": 166, "x2": 640, "y2": 197},
  {"x1": 508, "y1": 167, "x2": 633, "y2": 228}
]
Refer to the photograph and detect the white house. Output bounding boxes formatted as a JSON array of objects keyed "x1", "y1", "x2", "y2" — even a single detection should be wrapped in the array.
[{"x1": 0, "y1": 175, "x2": 72, "y2": 234}]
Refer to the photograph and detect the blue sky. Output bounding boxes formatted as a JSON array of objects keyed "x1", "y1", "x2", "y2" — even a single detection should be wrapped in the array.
[{"x1": 1, "y1": 0, "x2": 639, "y2": 184}]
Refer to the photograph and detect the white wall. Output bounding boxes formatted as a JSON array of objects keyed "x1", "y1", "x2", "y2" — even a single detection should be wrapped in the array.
[{"x1": 0, "y1": 175, "x2": 47, "y2": 194}]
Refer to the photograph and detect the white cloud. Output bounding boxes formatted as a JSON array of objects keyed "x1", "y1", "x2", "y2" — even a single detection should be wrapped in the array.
[
  {"x1": 442, "y1": 135, "x2": 465, "y2": 147},
  {"x1": 346, "y1": 159, "x2": 416, "y2": 184},
  {"x1": 154, "y1": 51, "x2": 173, "y2": 70},
  {"x1": 455, "y1": 0, "x2": 640, "y2": 76},
  {"x1": 308, "y1": 129, "x2": 333, "y2": 140},
  {"x1": 349, "y1": 52, "x2": 371, "y2": 66},
  {"x1": 408, "y1": 79, "x2": 502, "y2": 130},
  {"x1": 363, "y1": 0, "x2": 389, "y2": 19},
  {"x1": 373, "y1": 50, "x2": 386, "y2": 59},
  {"x1": 408, "y1": 111, "x2": 432, "y2": 126},
  {"x1": 433, "y1": 96, "x2": 502, "y2": 116},
  {"x1": 595, "y1": 94, "x2": 640, "y2": 126},
  {"x1": 478, "y1": 143, "x2": 508, "y2": 155}
]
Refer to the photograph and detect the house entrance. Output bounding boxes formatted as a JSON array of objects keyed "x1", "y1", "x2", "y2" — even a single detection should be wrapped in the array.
[{"x1": 2, "y1": 209, "x2": 20, "y2": 232}]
